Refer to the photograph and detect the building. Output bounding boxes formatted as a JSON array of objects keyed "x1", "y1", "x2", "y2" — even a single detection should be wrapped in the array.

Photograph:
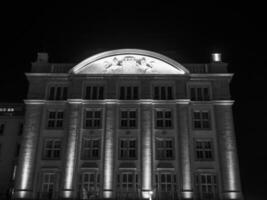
[
  {"x1": 0, "y1": 103, "x2": 24, "y2": 199},
  {"x1": 13, "y1": 49, "x2": 243, "y2": 199}
]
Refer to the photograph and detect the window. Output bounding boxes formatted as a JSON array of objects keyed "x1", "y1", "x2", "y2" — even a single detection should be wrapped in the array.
[
  {"x1": 84, "y1": 110, "x2": 102, "y2": 129},
  {"x1": 155, "y1": 110, "x2": 172, "y2": 128},
  {"x1": 119, "y1": 86, "x2": 139, "y2": 100},
  {"x1": 120, "y1": 109, "x2": 137, "y2": 129},
  {"x1": 195, "y1": 174, "x2": 217, "y2": 200},
  {"x1": 195, "y1": 141, "x2": 213, "y2": 161},
  {"x1": 40, "y1": 172, "x2": 58, "y2": 199},
  {"x1": 190, "y1": 86, "x2": 210, "y2": 101},
  {"x1": 81, "y1": 138, "x2": 101, "y2": 160},
  {"x1": 0, "y1": 123, "x2": 5, "y2": 135},
  {"x1": 117, "y1": 172, "x2": 138, "y2": 193},
  {"x1": 193, "y1": 110, "x2": 211, "y2": 129},
  {"x1": 48, "y1": 86, "x2": 68, "y2": 100},
  {"x1": 155, "y1": 173, "x2": 177, "y2": 199},
  {"x1": 119, "y1": 138, "x2": 137, "y2": 160},
  {"x1": 153, "y1": 86, "x2": 173, "y2": 100},
  {"x1": 80, "y1": 172, "x2": 100, "y2": 196},
  {"x1": 85, "y1": 86, "x2": 104, "y2": 100},
  {"x1": 43, "y1": 139, "x2": 62, "y2": 160},
  {"x1": 47, "y1": 111, "x2": 64, "y2": 129},
  {"x1": 156, "y1": 138, "x2": 174, "y2": 160},
  {"x1": 18, "y1": 123, "x2": 23, "y2": 136}
]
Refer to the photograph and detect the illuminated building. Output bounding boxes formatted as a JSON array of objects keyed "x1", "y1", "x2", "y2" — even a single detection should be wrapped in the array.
[
  {"x1": 13, "y1": 49, "x2": 243, "y2": 199},
  {"x1": 0, "y1": 103, "x2": 24, "y2": 199}
]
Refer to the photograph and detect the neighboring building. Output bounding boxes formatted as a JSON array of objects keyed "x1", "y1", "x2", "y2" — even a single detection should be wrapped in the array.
[
  {"x1": 12, "y1": 49, "x2": 243, "y2": 200},
  {"x1": 0, "y1": 103, "x2": 24, "y2": 199}
]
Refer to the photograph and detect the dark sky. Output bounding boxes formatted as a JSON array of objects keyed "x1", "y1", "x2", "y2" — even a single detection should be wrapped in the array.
[{"x1": 1, "y1": 2, "x2": 266, "y2": 199}]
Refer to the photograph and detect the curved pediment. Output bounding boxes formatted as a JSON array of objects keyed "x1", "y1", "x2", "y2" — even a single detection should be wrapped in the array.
[{"x1": 70, "y1": 49, "x2": 189, "y2": 75}]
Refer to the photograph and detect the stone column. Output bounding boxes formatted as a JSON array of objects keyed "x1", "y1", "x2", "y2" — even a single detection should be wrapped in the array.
[
  {"x1": 177, "y1": 100, "x2": 193, "y2": 199},
  {"x1": 103, "y1": 102, "x2": 116, "y2": 198},
  {"x1": 62, "y1": 100, "x2": 81, "y2": 198},
  {"x1": 14, "y1": 100, "x2": 43, "y2": 199},
  {"x1": 214, "y1": 101, "x2": 243, "y2": 200},
  {"x1": 141, "y1": 102, "x2": 153, "y2": 199}
]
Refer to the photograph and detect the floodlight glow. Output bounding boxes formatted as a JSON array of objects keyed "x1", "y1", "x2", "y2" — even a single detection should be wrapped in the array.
[{"x1": 212, "y1": 53, "x2": 221, "y2": 62}]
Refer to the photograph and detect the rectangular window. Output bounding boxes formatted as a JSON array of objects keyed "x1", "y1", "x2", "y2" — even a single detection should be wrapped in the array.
[
  {"x1": 40, "y1": 172, "x2": 58, "y2": 199},
  {"x1": 156, "y1": 138, "x2": 174, "y2": 160},
  {"x1": 119, "y1": 86, "x2": 139, "y2": 100},
  {"x1": 81, "y1": 138, "x2": 101, "y2": 160},
  {"x1": 84, "y1": 110, "x2": 102, "y2": 129},
  {"x1": 15, "y1": 144, "x2": 20, "y2": 157},
  {"x1": 195, "y1": 140, "x2": 213, "y2": 161},
  {"x1": 155, "y1": 110, "x2": 172, "y2": 128},
  {"x1": 47, "y1": 111, "x2": 64, "y2": 129},
  {"x1": 193, "y1": 110, "x2": 211, "y2": 130},
  {"x1": 120, "y1": 109, "x2": 137, "y2": 129},
  {"x1": 155, "y1": 173, "x2": 177, "y2": 199},
  {"x1": 80, "y1": 172, "x2": 100, "y2": 195},
  {"x1": 43, "y1": 139, "x2": 62, "y2": 160},
  {"x1": 0, "y1": 123, "x2": 5, "y2": 135},
  {"x1": 119, "y1": 138, "x2": 137, "y2": 160},
  {"x1": 153, "y1": 86, "x2": 173, "y2": 100},
  {"x1": 117, "y1": 172, "x2": 138, "y2": 194},
  {"x1": 190, "y1": 86, "x2": 210, "y2": 101},
  {"x1": 195, "y1": 174, "x2": 217, "y2": 200},
  {"x1": 85, "y1": 86, "x2": 104, "y2": 100},
  {"x1": 48, "y1": 86, "x2": 68, "y2": 100}
]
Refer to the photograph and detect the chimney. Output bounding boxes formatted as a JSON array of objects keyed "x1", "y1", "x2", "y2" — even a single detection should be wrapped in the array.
[
  {"x1": 37, "y1": 52, "x2": 49, "y2": 62},
  {"x1": 211, "y1": 53, "x2": 221, "y2": 62}
]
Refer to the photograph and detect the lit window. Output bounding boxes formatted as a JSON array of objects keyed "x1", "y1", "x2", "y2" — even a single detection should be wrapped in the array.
[
  {"x1": 120, "y1": 109, "x2": 137, "y2": 129},
  {"x1": 47, "y1": 111, "x2": 64, "y2": 129},
  {"x1": 119, "y1": 138, "x2": 137, "y2": 160},
  {"x1": 195, "y1": 140, "x2": 213, "y2": 161},
  {"x1": 155, "y1": 110, "x2": 172, "y2": 128},
  {"x1": 153, "y1": 86, "x2": 173, "y2": 100},
  {"x1": 48, "y1": 86, "x2": 68, "y2": 100},
  {"x1": 156, "y1": 138, "x2": 174, "y2": 160},
  {"x1": 117, "y1": 172, "x2": 138, "y2": 195},
  {"x1": 195, "y1": 173, "x2": 217, "y2": 200},
  {"x1": 193, "y1": 110, "x2": 211, "y2": 130},
  {"x1": 85, "y1": 86, "x2": 104, "y2": 100},
  {"x1": 40, "y1": 172, "x2": 58, "y2": 199},
  {"x1": 81, "y1": 138, "x2": 101, "y2": 160},
  {"x1": 43, "y1": 139, "x2": 62, "y2": 160},
  {"x1": 119, "y1": 86, "x2": 139, "y2": 100},
  {"x1": 155, "y1": 173, "x2": 177, "y2": 196},
  {"x1": 0, "y1": 123, "x2": 5, "y2": 135},
  {"x1": 190, "y1": 86, "x2": 210, "y2": 101},
  {"x1": 79, "y1": 172, "x2": 100, "y2": 197}
]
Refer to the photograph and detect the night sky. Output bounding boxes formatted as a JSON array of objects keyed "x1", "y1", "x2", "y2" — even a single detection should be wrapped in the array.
[{"x1": 1, "y1": 2, "x2": 266, "y2": 199}]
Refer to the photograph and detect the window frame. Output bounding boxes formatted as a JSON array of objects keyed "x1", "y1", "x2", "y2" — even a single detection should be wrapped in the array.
[
  {"x1": 119, "y1": 109, "x2": 138, "y2": 129},
  {"x1": 192, "y1": 110, "x2": 212, "y2": 130},
  {"x1": 84, "y1": 85, "x2": 105, "y2": 100},
  {"x1": 46, "y1": 110, "x2": 64, "y2": 129},
  {"x1": 84, "y1": 109, "x2": 102, "y2": 129},
  {"x1": 188, "y1": 83, "x2": 212, "y2": 101},
  {"x1": 47, "y1": 85, "x2": 68, "y2": 100},
  {"x1": 119, "y1": 86, "x2": 139, "y2": 100},
  {"x1": 194, "y1": 140, "x2": 214, "y2": 161},
  {"x1": 153, "y1": 85, "x2": 174, "y2": 100},
  {"x1": 81, "y1": 137, "x2": 101, "y2": 160},
  {"x1": 42, "y1": 138, "x2": 62, "y2": 160},
  {"x1": 155, "y1": 109, "x2": 173, "y2": 129},
  {"x1": 119, "y1": 138, "x2": 137, "y2": 160},
  {"x1": 155, "y1": 138, "x2": 175, "y2": 160},
  {"x1": 194, "y1": 173, "x2": 217, "y2": 200}
]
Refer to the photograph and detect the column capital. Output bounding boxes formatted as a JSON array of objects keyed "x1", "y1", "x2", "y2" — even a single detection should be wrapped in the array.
[
  {"x1": 24, "y1": 99, "x2": 45, "y2": 104},
  {"x1": 212, "y1": 100, "x2": 235, "y2": 106}
]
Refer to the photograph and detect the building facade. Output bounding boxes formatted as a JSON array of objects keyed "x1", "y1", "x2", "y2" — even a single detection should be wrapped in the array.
[
  {"x1": 0, "y1": 103, "x2": 24, "y2": 199},
  {"x1": 13, "y1": 49, "x2": 242, "y2": 200}
]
